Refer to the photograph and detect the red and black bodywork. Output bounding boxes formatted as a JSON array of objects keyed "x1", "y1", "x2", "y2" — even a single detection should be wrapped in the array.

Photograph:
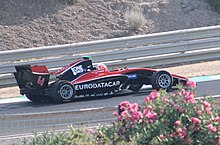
[{"x1": 14, "y1": 57, "x2": 189, "y2": 103}]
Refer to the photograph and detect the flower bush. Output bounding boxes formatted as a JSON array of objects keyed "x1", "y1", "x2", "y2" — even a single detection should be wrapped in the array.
[
  {"x1": 96, "y1": 81, "x2": 220, "y2": 145},
  {"x1": 19, "y1": 81, "x2": 220, "y2": 145}
]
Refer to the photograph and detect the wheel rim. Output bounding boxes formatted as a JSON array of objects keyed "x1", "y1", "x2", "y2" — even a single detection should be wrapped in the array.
[
  {"x1": 158, "y1": 74, "x2": 171, "y2": 88},
  {"x1": 60, "y1": 84, "x2": 74, "y2": 100}
]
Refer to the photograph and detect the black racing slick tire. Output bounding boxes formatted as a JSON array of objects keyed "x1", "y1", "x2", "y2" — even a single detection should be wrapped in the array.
[
  {"x1": 51, "y1": 80, "x2": 75, "y2": 103},
  {"x1": 151, "y1": 71, "x2": 173, "y2": 91},
  {"x1": 26, "y1": 94, "x2": 47, "y2": 103}
]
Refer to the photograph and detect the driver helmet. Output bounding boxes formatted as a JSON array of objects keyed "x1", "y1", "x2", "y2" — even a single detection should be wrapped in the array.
[{"x1": 96, "y1": 63, "x2": 109, "y2": 72}]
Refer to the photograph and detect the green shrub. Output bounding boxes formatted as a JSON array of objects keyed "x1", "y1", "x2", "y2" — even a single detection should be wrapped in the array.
[
  {"x1": 18, "y1": 132, "x2": 70, "y2": 145},
  {"x1": 209, "y1": 0, "x2": 220, "y2": 13},
  {"x1": 18, "y1": 127, "x2": 96, "y2": 145}
]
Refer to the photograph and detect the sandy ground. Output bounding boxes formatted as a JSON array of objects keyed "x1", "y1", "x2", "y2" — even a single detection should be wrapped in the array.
[
  {"x1": 1, "y1": 0, "x2": 220, "y2": 51},
  {"x1": 157, "y1": 60, "x2": 220, "y2": 77},
  {"x1": 0, "y1": 60, "x2": 220, "y2": 99}
]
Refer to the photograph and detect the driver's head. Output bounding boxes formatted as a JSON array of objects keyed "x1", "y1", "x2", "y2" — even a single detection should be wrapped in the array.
[{"x1": 96, "y1": 63, "x2": 109, "y2": 72}]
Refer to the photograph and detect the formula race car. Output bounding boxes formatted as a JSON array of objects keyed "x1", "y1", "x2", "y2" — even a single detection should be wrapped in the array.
[{"x1": 14, "y1": 57, "x2": 189, "y2": 103}]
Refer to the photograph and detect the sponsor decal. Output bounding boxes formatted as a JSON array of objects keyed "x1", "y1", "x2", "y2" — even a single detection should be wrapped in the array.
[
  {"x1": 75, "y1": 81, "x2": 121, "y2": 90},
  {"x1": 127, "y1": 74, "x2": 137, "y2": 79},
  {"x1": 53, "y1": 66, "x2": 69, "y2": 74},
  {"x1": 71, "y1": 65, "x2": 84, "y2": 75},
  {"x1": 37, "y1": 76, "x2": 45, "y2": 86}
]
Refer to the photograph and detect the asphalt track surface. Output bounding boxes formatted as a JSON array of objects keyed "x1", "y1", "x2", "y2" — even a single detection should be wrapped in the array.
[
  {"x1": 0, "y1": 79, "x2": 219, "y2": 144},
  {"x1": 0, "y1": 80, "x2": 220, "y2": 115}
]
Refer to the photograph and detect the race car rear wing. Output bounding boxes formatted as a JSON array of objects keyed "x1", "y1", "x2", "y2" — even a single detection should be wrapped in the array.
[{"x1": 14, "y1": 65, "x2": 50, "y2": 92}]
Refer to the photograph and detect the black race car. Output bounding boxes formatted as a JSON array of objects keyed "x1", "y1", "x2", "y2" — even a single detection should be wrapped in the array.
[{"x1": 14, "y1": 57, "x2": 189, "y2": 103}]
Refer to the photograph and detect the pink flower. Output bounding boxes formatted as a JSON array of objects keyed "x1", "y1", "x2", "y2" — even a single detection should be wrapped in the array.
[
  {"x1": 218, "y1": 137, "x2": 220, "y2": 143},
  {"x1": 186, "y1": 135, "x2": 192, "y2": 144},
  {"x1": 206, "y1": 107, "x2": 212, "y2": 115},
  {"x1": 148, "y1": 119, "x2": 154, "y2": 124},
  {"x1": 129, "y1": 108, "x2": 135, "y2": 114},
  {"x1": 186, "y1": 81, "x2": 197, "y2": 88},
  {"x1": 207, "y1": 124, "x2": 217, "y2": 132},
  {"x1": 143, "y1": 110, "x2": 152, "y2": 119},
  {"x1": 196, "y1": 110, "x2": 202, "y2": 115},
  {"x1": 177, "y1": 127, "x2": 187, "y2": 139},
  {"x1": 131, "y1": 103, "x2": 138, "y2": 110},
  {"x1": 147, "y1": 105, "x2": 154, "y2": 111},
  {"x1": 131, "y1": 111, "x2": 143, "y2": 122},
  {"x1": 212, "y1": 127, "x2": 217, "y2": 132},
  {"x1": 144, "y1": 96, "x2": 152, "y2": 102},
  {"x1": 203, "y1": 101, "x2": 211, "y2": 108},
  {"x1": 113, "y1": 112, "x2": 118, "y2": 116},
  {"x1": 181, "y1": 128, "x2": 187, "y2": 139},
  {"x1": 149, "y1": 91, "x2": 160, "y2": 101},
  {"x1": 162, "y1": 97, "x2": 170, "y2": 103},
  {"x1": 139, "y1": 119, "x2": 143, "y2": 123},
  {"x1": 183, "y1": 92, "x2": 196, "y2": 104},
  {"x1": 214, "y1": 116, "x2": 220, "y2": 122},
  {"x1": 191, "y1": 117, "x2": 201, "y2": 124},
  {"x1": 188, "y1": 98, "x2": 197, "y2": 104},
  {"x1": 159, "y1": 134, "x2": 165, "y2": 140},
  {"x1": 120, "y1": 101, "x2": 130, "y2": 106},
  {"x1": 151, "y1": 112, "x2": 158, "y2": 119},
  {"x1": 169, "y1": 133, "x2": 174, "y2": 138},
  {"x1": 120, "y1": 101, "x2": 131, "y2": 110},
  {"x1": 175, "y1": 120, "x2": 181, "y2": 126},
  {"x1": 176, "y1": 106, "x2": 185, "y2": 112},
  {"x1": 181, "y1": 89, "x2": 186, "y2": 95},
  {"x1": 121, "y1": 110, "x2": 129, "y2": 119},
  {"x1": 177, "y1": 128, "x2": 183, "y2": 133},
  {"x1": 143, "y1": 110, "x2": 157, "y2": 120},
  {"x1": 184, "y1": 94, "x2": 194, "y2": 100}
]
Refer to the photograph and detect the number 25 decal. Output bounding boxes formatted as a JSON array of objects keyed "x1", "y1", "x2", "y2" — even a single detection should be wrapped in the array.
[{"x1": 37, "y1": 76, "x2": 45, "y2": 86}]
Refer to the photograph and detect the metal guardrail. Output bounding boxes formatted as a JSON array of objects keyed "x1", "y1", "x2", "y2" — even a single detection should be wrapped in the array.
[{"x1": 1, "y1": 25, "x2": 220, "y2": 88}]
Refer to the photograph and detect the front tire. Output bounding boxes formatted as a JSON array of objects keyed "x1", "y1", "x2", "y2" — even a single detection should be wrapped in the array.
[
  {"x1": 51, "y1": 80, "x2": 75, "y2": 103},
  {"x1": 151, "y1": 71, "x2": 173, "y2": 91}
]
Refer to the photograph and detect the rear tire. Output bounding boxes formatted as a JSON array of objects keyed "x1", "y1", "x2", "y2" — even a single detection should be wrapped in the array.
[
  {"x1": 26, "y1": 94, "x2": 48, "y2": 103},
  {"x1": 151, "y1": 71, "x2": 173, "y2": 91},
  {"x1": 51, "y1": 80, "x2": 75, "y2": 103}
]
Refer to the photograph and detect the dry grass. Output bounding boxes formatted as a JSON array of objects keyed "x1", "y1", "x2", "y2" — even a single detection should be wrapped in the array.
[{"x1": 125, "y1": 9, "x2": 146, "y2": 31}]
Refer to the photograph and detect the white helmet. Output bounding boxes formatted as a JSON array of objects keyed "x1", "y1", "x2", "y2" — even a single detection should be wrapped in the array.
[{"x1": 96, "y1": 63, "x2": 109, "y2": 72}]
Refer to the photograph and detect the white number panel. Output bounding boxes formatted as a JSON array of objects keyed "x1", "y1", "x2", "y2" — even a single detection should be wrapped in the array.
[{"x1": 71, "y1": 65, "x2": 84, "y2": 75}]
